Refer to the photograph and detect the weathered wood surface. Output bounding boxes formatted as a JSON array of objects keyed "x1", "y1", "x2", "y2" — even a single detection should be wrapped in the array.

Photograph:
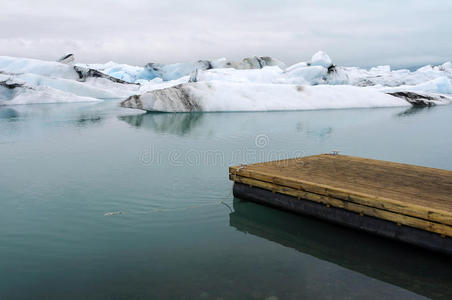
[{"x1": 229, "y1": 154, "x2": 452, "y2": 236}]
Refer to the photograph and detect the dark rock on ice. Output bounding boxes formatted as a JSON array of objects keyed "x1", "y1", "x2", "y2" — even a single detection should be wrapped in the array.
[
  {"x1": 0, "y1": 79, "x2": 26, "y2": 90},
  {"x1": 73, "y1": 66, "x2": 138, "y2": 85},
  {"x1": 58, "y1": 54, "x2": 75, "y2": 64},
  {"x1": 121, "y1": 83, "x2": 202, "y2": 112},
  {"x1": 387, "y1": 91, "x2": 450, "y2": 106}
]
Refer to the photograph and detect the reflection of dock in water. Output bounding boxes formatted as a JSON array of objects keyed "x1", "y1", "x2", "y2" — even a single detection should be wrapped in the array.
[{"x1": 230, "y1": 199, "x2": 452, "y2": 299}]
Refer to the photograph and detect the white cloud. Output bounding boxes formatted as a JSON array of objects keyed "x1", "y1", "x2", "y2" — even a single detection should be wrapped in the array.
[{"x1": 1, "y1": 0, "x2": 451, "y2": 67}]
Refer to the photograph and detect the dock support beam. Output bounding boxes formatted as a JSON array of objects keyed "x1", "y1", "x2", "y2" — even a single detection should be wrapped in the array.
[{"x1": 233, "y1": 182, "x2": 452, "y2": 255}]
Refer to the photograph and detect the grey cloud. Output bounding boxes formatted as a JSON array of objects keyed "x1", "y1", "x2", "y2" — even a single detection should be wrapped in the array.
[{"x1": 1, "y1": 0, "x2": 451, "y2": 67}]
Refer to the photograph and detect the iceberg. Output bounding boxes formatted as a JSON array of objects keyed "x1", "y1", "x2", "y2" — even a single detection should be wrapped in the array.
[
  {"x1": 77, "y1": 61, "x2": 154, "y2": 83},
  {"x1": 283, "y1": 65, "x2": 328, "y2": 84},
  {"x1": 191, "y1": 66, "x2": 284, "y2": 84},
  {"x1": 378, "y1": 77, "x2": 452, "y2": 95},
  {"x1": 310, "y1": 51, "x2": 333, "y2": 68},
  {"x1": 0, "y1": 56, "x2": 78, "y2": 79},
  {"x1": 338, "y1": 62, "x2": 452, "y2": 87},
  {"x1": 2, "y1": 51, "x2": 452, "y2": 110},
  {"x1": 81, "y1": 56, "x2": 285, "y2": 83},
  {"x1": 143, "y1": 56, "x2": 285, "y2": 81},
  {"x1": 0, "y1": 56, "x2": 144, "y2": 105},
  {"x1": 0, "y1": 74, "x2": 99, "y2": 105},
  {"x1": 120, "y1": 81, "x2": 413, "y2": 112}
]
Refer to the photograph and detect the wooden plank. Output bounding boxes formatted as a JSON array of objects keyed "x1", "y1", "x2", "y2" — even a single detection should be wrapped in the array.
[
  {"x1": 230, "y1": 174, "x2": 452, "y2": 237},
  {"x1": 231, "y1": 168, "x2": 452, "y2": 226},
  {"x1": 229, "y1": 154, "x2": 452, "y2": 226},
  {"x1": 231, "y1": 154, "x2": 452, "y2": 207}
]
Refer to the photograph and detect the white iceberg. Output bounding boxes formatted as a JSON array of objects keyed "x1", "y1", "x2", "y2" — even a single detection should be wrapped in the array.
[
  {"x1": 0, "y1": 56, "x2": 143, "y2": 105},
  {"x1": 0, "y1": 74, "x2": 99, "y2": 105},
  {"x1": 192, "y1": 66, "x2": 284, "y2": 84},
  {"x1": 0, "y1": 56, "x2": 77, "y2": 79},
  {"x1": 310, "y1": 51, "x2": 333, "y2": 68},
  {"x1": 2, "y1": 51, "x2": 452, "y2": 109},
  {"x1": 120, "y1": 81, "x2": 414, "y2": 112},
  {"x1": 78, "y1": 61, "x2": 153, "y2": 83},
  {"x1": 13, "y1": 73, "x2": 137, "y2": 99},
  {"x1": 143, "y1": 56, "x2": 285, "y2": 81},
  {"x1": 378, "y1": 76, "x2": 452, "y2": 95},
  {"x1": 283, "y1": 65, "x2": 328, "y2": 85},
  {"x1": 339, "y1": 62, "x2": 452, "y2": 87}
]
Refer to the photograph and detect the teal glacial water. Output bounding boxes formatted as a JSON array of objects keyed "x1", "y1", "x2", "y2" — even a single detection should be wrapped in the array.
[{"x1": 1, "y1": 102, "x2": 451, "y2": 299}]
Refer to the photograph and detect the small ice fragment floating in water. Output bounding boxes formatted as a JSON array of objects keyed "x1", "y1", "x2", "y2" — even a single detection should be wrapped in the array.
[
  {"x1": 104, "y1": 211, "x2": 122, "y2": 216},
  {"x1": 1, "y1": 51, "x2": 452, "y2": 110}
]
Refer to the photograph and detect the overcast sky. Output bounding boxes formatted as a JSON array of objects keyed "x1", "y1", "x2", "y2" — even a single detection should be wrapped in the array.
[{"x1": 1, "y1": 0, "x2": 451, "y2": 67}]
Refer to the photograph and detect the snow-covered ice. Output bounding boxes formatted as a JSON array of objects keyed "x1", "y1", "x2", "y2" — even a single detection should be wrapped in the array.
[
  {"x1": 0, "y1": 55, "x2": 143, "y2": 105},
  {"x1": 0, "y1": 74, "x2": 99, "y2": 105},
  {"x1": 1, "y1": 51, "x2": 452, "y2": 110},
  {"x1": 121, "y1": 81, "x2": 411, "y2": 112},
  {"x1": 310, "y1": 51, "x2": 333, "y2": 68},
  {"x1": 0, "y1": 56, "x2": 77, "y2": 79}
]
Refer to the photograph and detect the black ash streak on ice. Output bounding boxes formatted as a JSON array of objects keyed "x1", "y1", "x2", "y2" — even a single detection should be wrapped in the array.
[
  {"x1": 0, "y1": 79, "x2": 26, "y2": 90},
  {"x1": 122, "y1": 84, "x2": 204, "y2": 112},
  {"x1": 73, "y1": 66, "x2": 138, "y2": 85},
  {"x1": 387, "y1": 91, "x2": 449, "y2": 107}
]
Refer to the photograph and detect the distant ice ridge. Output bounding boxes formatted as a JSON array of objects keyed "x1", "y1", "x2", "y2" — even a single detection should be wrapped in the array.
[
  {"x1": 1, "y1": 51, "x2": 452, "y2": 109},
  {"x1": 81, "y1": 56, "x2": 286, "y2": 82},
  {"x1": 118, "y1": 51, "x2": 452, "y2": 112}
]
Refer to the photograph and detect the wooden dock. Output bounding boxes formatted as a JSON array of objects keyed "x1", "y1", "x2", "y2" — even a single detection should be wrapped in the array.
[{"x1": 229, "y1": 154, "x2": 452, "y2": 254}]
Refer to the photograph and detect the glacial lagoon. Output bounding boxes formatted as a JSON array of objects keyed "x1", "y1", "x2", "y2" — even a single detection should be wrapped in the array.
[{"x1": 1, "y1": 102, "x2": 452, "y2": 299}]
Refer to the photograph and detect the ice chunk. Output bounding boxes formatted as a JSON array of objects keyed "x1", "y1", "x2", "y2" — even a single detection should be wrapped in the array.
[
  {"x1": 283, "y1": 65, "x2": 328, "y2": 84},
  {"x1": 194, "y1": 66, "x2": 284, "y2": 84},
  {"x1": 212, "y1": 56, "x2": 285, "y2": 70},
  {"x1": 144, "y1": 56, "x2": 285, "y2": 81},
  {"x1": 439, "y1": 62, "x2": 452, "y2": 72},
  {"x1": 0, "y1": 56, "x2": 142, "y2": 102},
  {"x1": 0, "y1": 75, "x2": 99, "y2": 105},
  {"x1": 104, "y1": 211, "x2": 122, "y2": 216},
  {"x1": 120, "y1": 81, "x2": 410, "y2": 112},
  {"x1": 379, "y1": 77, "x2": 452, "y2": 95},
  {"x1": 339, "y1": 62, "x2": 452, "y2": 88},
  {"x1": 14, "y1": 73, "x2": 139, "y2": 99},
  {"x1": 79, "y1": 61, "x2": 154, "y2": 83},
  {"x1": 145, "y1": 60, "x2": 213, "y2": 81},
  {"x1": 285, "y1": 61, "x2": 309, "y2": 72},
  {"x1": 370, "y1": 65, "x2": 391, "y2": 73},
  {"x1": 0, "y1": 56, "x2": 78, "y2": 79},
  {"x1": 73, "y1": 65, "x2": 139, "y2": 84},
  {"x1": 310, "y1": 51, "x2": 333, "y2": 68}
]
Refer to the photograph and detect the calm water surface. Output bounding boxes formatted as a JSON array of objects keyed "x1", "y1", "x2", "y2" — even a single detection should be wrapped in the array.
[{"x1": 1, "y1": 102, "x2": 451, "y2": 299}]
